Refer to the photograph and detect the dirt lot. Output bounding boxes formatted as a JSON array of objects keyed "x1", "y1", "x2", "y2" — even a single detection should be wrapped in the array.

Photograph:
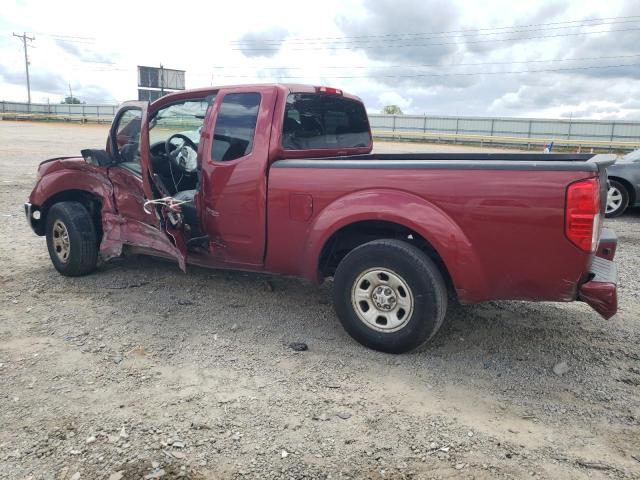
[{"x1": 0, "y1": 121, "x2": 639, "y2": 480}]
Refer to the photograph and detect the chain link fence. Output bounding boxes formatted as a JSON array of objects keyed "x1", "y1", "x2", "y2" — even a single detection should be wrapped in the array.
[
  {"x1": 1, "y1": 101, "x2": 118, "y2": 123},
  {"x1": 2, "y1": 101, "x2": 639, "y2": 150},
  {"x1": 368, "y1": 113, "x2": 640, "y2": 151}
]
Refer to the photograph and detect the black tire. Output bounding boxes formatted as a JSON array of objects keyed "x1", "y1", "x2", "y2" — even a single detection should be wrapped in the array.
[
  {"x1": 45, "y1": 201, "x2": 98, "y2": 276},
  {"x1": 332, "y1": 239, "x2": 447, "y2": 354},
  {"x1": 605, "y1": 180, "x2": 629, "y2": 218}
]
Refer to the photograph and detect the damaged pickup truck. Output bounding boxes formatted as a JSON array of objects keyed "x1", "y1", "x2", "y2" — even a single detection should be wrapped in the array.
[{"x1": 25, "y1": 84, "x2": 618, "y2": 353}]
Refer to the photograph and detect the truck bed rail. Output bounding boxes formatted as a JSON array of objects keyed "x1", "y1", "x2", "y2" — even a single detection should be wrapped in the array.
[{"x1": 273, "y1": 153, "x2": 616, "y2": 172}]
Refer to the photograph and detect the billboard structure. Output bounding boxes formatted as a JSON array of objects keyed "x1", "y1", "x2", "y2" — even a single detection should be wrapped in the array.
[{"x1": 138, "y1": 65, "x2": 185, "y2": 102}]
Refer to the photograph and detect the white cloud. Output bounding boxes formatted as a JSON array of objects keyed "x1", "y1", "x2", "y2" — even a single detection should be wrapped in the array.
[{"x1": 0, "y1": 0, "x2": 638, "y2": 119}]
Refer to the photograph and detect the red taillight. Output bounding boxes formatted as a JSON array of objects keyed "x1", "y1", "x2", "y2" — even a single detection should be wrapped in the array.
[
  {"x1": 566, "y1": 178, "x2": 601, "y2": 253},
  {"x1": 315, "y1": 86, "x2": 343, "y2": 95}
]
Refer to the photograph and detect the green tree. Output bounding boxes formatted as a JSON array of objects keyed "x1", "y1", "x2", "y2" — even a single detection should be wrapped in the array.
[
  {"x1": 61, "y1": 96, "x2": 82, "y2": 104},
  {"x1": 381, "y1": 105, "x2": 403, "y2": 115}
]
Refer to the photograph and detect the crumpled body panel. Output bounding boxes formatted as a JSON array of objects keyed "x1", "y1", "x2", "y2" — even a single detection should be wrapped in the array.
[
  {"x1": 579, "y1": 281, "x2": 617, "y2": 319},
  {"x1": 101, "y1": 212, "x2": 186, "y2": 271},
  {"x1": 578, "y1": 255, "x2": 618, "y2": 320}
]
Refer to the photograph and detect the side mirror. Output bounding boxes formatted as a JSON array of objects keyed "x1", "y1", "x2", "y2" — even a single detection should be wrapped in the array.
[{"x1": 81, "y1": 149, "x2": 113, "y2": 167}]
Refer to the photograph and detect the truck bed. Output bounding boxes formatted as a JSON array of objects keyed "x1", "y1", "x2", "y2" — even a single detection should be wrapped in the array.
[{"x1": 267, "y1": 151, "x2": 614, "y2": 304}]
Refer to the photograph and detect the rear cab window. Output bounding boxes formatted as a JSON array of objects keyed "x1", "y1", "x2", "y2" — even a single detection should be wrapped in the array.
[{"x1": 282, "y1": 93, "x2": 371, "y2": 151}]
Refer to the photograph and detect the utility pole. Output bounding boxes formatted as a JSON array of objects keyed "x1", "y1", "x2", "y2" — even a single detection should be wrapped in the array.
[
  {"x1": 13, "y1": 32, "x2": 35, "y2": 104},
  {"x1": 68, "y1": 83, "x2": 73, "y2": 102},
  {"x1": 159, "y1": 63, "x2": 164, "y2": 96}
]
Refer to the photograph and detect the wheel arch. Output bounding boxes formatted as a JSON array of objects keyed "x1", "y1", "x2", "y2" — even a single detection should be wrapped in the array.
[
  {"x1": 318, "y1": 219, "x2": 456, "y2": 296},
  {"x1": 29, "y1": 167, "x2": 115, "y2": 236},
  {"x1": 304, "y1": 188, "x2": 488, "y2": 303},
  {"x1": 37, "y1": 190, "x2": 105, "y2": 238}
]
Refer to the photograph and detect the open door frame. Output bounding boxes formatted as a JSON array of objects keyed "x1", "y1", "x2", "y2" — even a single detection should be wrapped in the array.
[{"x1": 102, "y1": 100, "x2": 188, "y2": 271}]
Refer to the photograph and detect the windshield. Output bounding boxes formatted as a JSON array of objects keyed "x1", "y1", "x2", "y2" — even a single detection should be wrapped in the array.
[
  {"x1": 149, "y1": 99, "x2": 209, "y2": 145},
  {"x1": 282, "y1": 93, "x2": 371, "y2": 150}
]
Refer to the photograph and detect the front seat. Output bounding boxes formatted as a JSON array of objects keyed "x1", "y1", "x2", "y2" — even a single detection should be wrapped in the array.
[{"x1": 173, "y1": 189, "x2": 198, "y2": 226}]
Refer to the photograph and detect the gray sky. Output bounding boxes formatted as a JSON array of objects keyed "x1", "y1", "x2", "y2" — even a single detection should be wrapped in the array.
[{"x1": 1, "y1": 0, "x2": 639, "y2": 119}]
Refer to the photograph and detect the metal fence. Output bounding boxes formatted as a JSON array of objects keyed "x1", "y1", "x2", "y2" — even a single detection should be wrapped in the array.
[
  {"x1": 0, "y1": 101, "x2": 118, "y2": 123},
  {"x1": 2, "y1": 100, "x2": 639, "y2": 150},
  {"x1": 369, "y1": 113, "x2": 640, "y2": 151}
]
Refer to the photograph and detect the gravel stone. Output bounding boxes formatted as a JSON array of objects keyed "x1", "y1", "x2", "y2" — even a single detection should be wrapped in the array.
[
  {"x1": 553, "y1": 361, "x2": 570, "y2": 376},
  {"x1": 289, "y1": 342, "x2": 308, "y2": 352}
]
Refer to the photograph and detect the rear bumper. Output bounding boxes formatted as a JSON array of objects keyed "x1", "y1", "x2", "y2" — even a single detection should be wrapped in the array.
[{"x1": 578, "y1": 232, "x2": 618, "y2": 319}]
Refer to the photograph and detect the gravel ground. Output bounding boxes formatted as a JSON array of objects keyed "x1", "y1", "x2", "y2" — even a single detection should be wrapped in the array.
[{"x1": 0, "y1": 121, "x2": 639, "y2": 480}]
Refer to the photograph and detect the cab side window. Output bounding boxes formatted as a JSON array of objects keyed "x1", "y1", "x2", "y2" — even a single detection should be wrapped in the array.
[
  {"x1": 212, "y1": 93, "x2": 261, "y2": 162},
  {"x1": 113, "y1": 109, "x2": 142, "y2": 165}
]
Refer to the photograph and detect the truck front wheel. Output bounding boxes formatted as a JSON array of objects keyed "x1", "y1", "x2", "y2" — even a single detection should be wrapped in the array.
[
  {"x1": 332, "y1": 239, "x2": 447, "y2": 353},
  {"x1": 45, "y1": 201, "x2": 98, "y2": 276}
]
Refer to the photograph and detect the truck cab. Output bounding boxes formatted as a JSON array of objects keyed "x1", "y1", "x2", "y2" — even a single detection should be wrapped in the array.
[{"x1": 106, "y1": 85, "x2": 371, "y2": 270}]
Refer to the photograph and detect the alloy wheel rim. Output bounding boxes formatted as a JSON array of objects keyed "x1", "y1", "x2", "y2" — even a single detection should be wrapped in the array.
[
  {"x1": 351, "y1": 268, "x2": 414, "y2": 332},
  {"x1": 52, "y1": 220, "x2": 71, "y2": 263},
  {"x1": 606, "y1": 186, "x2": 622, "y2": 214}
]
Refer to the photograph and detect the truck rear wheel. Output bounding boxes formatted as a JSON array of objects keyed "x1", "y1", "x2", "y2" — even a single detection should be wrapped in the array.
[
  {"x1": 45, "y1": 201, "x2": 98, "y2": 276},
  {"x1": 332, "y1": 239, "x2": 447, "y2": 353}
]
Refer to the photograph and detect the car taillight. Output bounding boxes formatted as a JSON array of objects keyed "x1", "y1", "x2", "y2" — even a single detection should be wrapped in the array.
[{"x1": 566, "y1": 178, "x2": 601, "y2": 253}]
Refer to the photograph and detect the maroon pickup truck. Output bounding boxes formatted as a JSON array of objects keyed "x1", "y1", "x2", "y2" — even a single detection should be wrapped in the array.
[{"x1": 25, "y1": 84, "x2": 618, "y2": 353}]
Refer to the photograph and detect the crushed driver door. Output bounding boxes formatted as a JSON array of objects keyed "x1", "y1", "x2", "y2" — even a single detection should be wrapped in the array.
[
  {"x1": 103, "y1": 101, "x2": 188, "y2": 270},
  {"x1": 138, "y1": 102, "x2": 189, "y2": 270}
]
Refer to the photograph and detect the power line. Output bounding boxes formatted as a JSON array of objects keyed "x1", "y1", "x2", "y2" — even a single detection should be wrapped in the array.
[
  {"x1": 52, "y1": 38, "x2": 97, "y2": 45},
  {"x1": 212, "y1": 53, "x2": 640, "y2": 71},
  {"x1": 32, "y1": 32, "x2": 96, "y2": 44},
  {"x1": 207, "y1": 62, "x2": 640, "y2": 79},
  {"x1": 12, "y1": 32, "x2": 35, "y2": 104},
  {"x1": 36, "y1": 32, "x2": 95, "y2": 41},
  {"x1": 228, "y1": 15, "x2": 640, "y2": 45},
  {"x1": 74, "y1": 54, "x2": 637, "y2": 72},
  {"x1": 36, "y1": 23, "x2": 640, "y2": 51},
  {"x1": 71, "y1": 57, "x2": 640, "y2": 81},
  {"x1": 28, "y1": 15, "x2": 640, "y2": 47},
  {"x1": 232, "y1": 26, "x2": 640, "y2": 52},
  {"x1": 233, "y1": 20, "x2": 640, "y2": 48},
  {"x1": 233, "y1": 19, "x2": 640, "y2": 47},
  {"x1": 80, "y1": 53, "x2": 640, "y2": 71}
]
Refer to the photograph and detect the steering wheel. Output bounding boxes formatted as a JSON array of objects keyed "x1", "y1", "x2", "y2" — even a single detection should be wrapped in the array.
[{"x1": 165, "y1": 133, "x2": 198, "y2": 173}]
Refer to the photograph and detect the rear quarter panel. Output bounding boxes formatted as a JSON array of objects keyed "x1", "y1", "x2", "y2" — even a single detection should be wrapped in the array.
[{"x1": 265, "y1": 166, "x2": 597, "y2": 303}]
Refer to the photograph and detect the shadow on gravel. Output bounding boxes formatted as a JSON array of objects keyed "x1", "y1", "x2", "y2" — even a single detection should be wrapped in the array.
[
  {"x1": 85, "y1": 252, "x2": 620, "y2": 376},
  {"x1": 608, "y1": 206, "x2": 640, "y2": 226},
  {"x1": 622, "y1": 206, "x2": 640, "y2": 219}
]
